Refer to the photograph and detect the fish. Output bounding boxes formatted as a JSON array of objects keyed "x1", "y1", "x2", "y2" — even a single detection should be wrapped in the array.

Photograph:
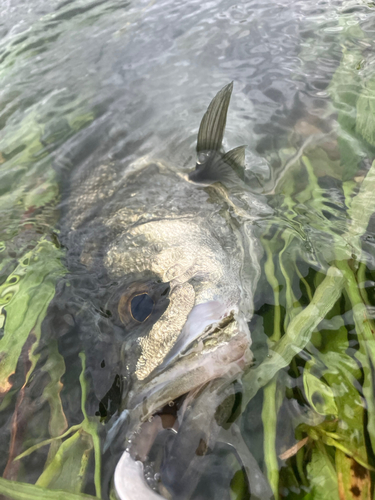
[{"x1": 59, "y1": 83, "x2": 272, "y2": 499}]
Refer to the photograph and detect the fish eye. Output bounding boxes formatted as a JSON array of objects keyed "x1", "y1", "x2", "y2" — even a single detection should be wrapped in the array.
[
  {"x1": 130, "y1": 293, "x2": 154, "y2": 323},
  {"x1": 114, "y1": 281, "x2": 169, "y2": 327}
]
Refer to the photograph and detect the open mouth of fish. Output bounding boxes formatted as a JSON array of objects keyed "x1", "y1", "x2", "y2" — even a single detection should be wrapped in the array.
[{"x1": 113, "y1": 307, "x2": 252, "y2": 500}]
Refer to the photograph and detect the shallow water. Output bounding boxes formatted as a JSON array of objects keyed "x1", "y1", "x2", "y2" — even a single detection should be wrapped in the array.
[{"x1": 1, "y1": 0, "x2": 375, "y2": 499}]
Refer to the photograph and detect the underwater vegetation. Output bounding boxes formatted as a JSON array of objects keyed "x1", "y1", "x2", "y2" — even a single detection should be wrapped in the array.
[{"x1": 1, "y1": 3, "x2": 375, "y2": 500}]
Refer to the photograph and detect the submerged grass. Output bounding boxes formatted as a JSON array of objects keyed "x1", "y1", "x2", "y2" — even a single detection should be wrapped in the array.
[
  {"x1": 246, "y1": 157, "x2": 375, "y2": 499},
  {"x1": 0, "y1": 477, "x2": 99, "y2": 500},
  {"x1": 0, "y1": 102, "x2": 102, "y2": 498},
  {"x1": 12, "y1": 353, "x2": 102, "y2": 498}
]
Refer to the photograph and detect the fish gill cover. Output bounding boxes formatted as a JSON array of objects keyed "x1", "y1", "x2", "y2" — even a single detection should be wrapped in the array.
[{"x1": 1, "y1": 1, "x2": 375, "y2": 500}]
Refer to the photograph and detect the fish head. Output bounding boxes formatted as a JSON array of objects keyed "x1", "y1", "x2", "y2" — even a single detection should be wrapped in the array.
[
  {"x1": 104, "y1": 185, "x2": 254, "y2": 415},
  {"x1": 93, "y1": 83, "x2": 262, "y2": 421}
]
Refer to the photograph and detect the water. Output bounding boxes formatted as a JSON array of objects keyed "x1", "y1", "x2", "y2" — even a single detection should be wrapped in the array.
[{"x1": 1, "y1": 0, "x2": 375, "y2": 499}]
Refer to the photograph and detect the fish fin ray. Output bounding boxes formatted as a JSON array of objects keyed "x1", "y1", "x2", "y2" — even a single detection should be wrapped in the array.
[
  {"x1": 197, "y1": 82, "x2": 233, "y2": 153},
  {"x1": 222, "y1": 145, "x2": 246, "y2": 180},
  {"x1": 189, "y1": 153, "x2": 240, "y2": 186}
]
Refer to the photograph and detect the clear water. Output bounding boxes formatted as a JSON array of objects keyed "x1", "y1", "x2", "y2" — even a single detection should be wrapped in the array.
[{"x1": 1, "y1": 0, "x2": 375, "y2": 499}]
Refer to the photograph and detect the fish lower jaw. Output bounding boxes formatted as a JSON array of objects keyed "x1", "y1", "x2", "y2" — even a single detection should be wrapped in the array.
[
  {"x1": 126, "y1": 325, "x2": 252, "y2": 426},
  {"x1": 115, "y1": 328, "x2": 252, "y2": 500}
]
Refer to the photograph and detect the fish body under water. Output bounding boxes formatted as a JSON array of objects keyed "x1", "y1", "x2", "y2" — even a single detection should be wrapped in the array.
[{"x1": 62, "y1": 84, "x2": 272, "y2": 499}]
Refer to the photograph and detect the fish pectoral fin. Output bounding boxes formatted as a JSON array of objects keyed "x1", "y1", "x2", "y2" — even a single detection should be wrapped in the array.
[
  {"x1": 222, "y1": 145, "x2": 246, "y2": 181},
  {"x1": 197, "y1": 82, "x2": 233, "y2": 153}
]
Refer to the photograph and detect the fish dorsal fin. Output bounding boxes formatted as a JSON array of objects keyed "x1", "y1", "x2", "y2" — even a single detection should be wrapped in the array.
[
  {"x1": 197, "y1": 82, "x2": 233, "y2": 153},
  {"x1": 222, "y1": 145, "x2": 246, "y2": 181},
  {"x1": 189, "y1": 83, "x2": 247, "y2": 187}
]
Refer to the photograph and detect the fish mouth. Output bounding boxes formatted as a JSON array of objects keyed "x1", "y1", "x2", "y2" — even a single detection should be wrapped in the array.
[
  {"x1": 127, "y1": 307, "x2": 250, "y2": 417},
  {"x1": 113, "y1": 309, "x2": 252, "y2": 499}
]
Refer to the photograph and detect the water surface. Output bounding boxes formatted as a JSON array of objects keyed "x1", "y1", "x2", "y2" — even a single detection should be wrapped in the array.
[{"x1": 1, "y1": 0, "x2": 375, "y2": 499}]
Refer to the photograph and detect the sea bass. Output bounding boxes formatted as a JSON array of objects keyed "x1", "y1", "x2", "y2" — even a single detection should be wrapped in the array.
[{"x1": 62, "y1": 84, "x2": 271, "y2": 499}]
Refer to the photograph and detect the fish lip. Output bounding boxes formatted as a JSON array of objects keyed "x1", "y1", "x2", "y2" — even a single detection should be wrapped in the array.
[
  {"x1": 191, "y1": 309, "x2": 236, "y2": 344},
  {"x1": 174, "y1": 309, "x2": 237, "y2": 359},
  {"x1": 150, "y1": 301, "x2": 240, "y2": 378},
  {"x1": 124, "y1": 317, "x2": 251, "y2": 422}
]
